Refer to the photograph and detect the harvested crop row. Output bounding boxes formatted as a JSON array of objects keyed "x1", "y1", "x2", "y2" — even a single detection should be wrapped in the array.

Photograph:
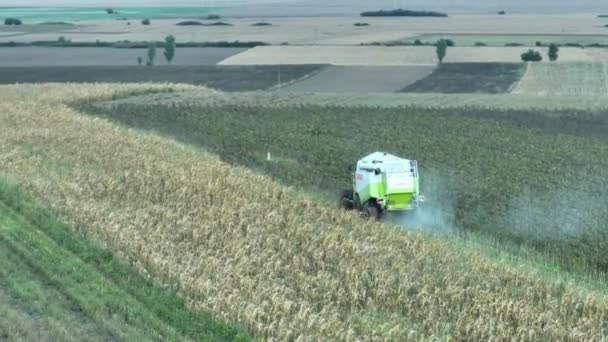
[
  {"x1": 513, "y1": 62, "x2": 608, "y2": 96},
  {"x1": 1, "y1": 84, "x2": 607, "y2": 340}
]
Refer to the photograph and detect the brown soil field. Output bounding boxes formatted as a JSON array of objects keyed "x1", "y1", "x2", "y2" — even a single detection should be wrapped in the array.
[
  {"x1": 282, "y1": 65, "x2": 435, "y2": 93},
  {"x1": 0, "y1": 65, "x2": 323, "y2": 91},
  {"x1": 403, "y1": 63, "x2": 525, "y2": 93},
  {"x1": 0, "y1": 47, "x2": 247, "y2": 66}
]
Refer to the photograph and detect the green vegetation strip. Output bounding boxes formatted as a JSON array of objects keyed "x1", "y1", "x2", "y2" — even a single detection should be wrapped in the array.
[
  {"x1": 84, "y1": 101, "x2": 608, "y2": 274},
  {"x1": 0, "y1": 180, "x2": 249, "y2": 342}
]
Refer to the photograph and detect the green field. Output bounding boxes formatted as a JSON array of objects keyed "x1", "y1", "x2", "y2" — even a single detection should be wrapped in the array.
[
  {"x1": 83, "y1": 99, "x2": 608, "y2": 273},
  {"x1": 403, "y1": 34, "x2": 608, "y2": 46},
  {"x1": 0, "y1": 180, "x2": 248, "y2": 341}
]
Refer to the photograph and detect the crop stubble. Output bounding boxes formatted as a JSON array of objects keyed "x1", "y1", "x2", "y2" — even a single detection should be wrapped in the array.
[{"x1": 513, "y1": 62, "x2": 608, "y2": 96}]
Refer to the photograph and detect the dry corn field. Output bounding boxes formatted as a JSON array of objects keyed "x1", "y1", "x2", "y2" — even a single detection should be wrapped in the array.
[
  {"x1": 2, "y1": 84, "x2": 608, "y2": 340},
  {"x1": 513, "y1": 62, "x2": 608, "y2": 96},
  {"x1": 104, "y1": 89, "x2": 608, "y2": 112}
]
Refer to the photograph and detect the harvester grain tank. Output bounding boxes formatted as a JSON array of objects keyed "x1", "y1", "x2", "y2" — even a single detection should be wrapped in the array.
[{"x1": 340, "y1": 152, "x2": 422, "y2": 219}]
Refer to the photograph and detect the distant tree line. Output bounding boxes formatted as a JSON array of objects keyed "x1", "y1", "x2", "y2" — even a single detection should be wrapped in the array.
[
  {"x1": 361, "y1": 9, "x2": 448, "y2": 17},
  {"x1": 176, "y1": 20, "x2": 232, "y2": 26},
  {"x1": 520, "y1": 44, "x2": 559, "y2": 62},
  {"x1": 0, "y1": 40, "x2": 268, "y2": 48},
  {"x1": 4, "y1": 18, "x2": 22, "y2": 25}
]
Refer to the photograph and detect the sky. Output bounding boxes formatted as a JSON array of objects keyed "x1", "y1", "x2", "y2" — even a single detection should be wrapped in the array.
[{"x1": 2, "y1": 0, "x2": 607, "y2": 15}]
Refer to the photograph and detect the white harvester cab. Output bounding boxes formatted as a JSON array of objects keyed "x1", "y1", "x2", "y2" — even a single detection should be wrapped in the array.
[{"x1": 341, "y1": 152, "x2": 422, "y2": 219}]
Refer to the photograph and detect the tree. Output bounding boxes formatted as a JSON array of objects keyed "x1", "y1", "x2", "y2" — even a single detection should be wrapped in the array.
[
  {"x1": 521, "y1": 49, "x2": 543, "y2": 62},
  {"x1": 164, "y1": 35, "x2": 176, "y2": 64},
  {"x1": 436, "y1": 39, "x2": 448, "y2": 63},
  {"x1": 4, "y1": 18, "x2": 22, "y2": 25},
  {"x1": 548, "y1": 43, "x2": 559, "y2": 62},
  {"x1": 142, "y1": 18, "x2": 150, "y2": 25},
  {"x1": 147, "y1": 43, "x2": 156, "y2": 66}
]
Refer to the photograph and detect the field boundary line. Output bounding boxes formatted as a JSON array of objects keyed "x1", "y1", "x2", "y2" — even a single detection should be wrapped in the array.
[
  {"x1": 266, "y1": 65, "x2": 329, "y2": 91},
  {"x1": 509, "y1": 62, "x2": 529, "y2": 94},
  {"x1": 603, "y1": 61, "x2": 608, "y2": 96}
]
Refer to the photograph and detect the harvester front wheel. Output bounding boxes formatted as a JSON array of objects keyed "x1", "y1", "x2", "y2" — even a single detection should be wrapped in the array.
[
  {"x1": 339, "y1": 190, "x2": 354, "y2": 210},
  {"x1": 363, "y1": 201, "x2": 380, "y2": 220}
]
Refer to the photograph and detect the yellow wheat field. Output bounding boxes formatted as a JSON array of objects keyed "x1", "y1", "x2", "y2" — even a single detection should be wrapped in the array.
[{"x1": 1, "y1": 84, "x2": 607, "y2": 341}]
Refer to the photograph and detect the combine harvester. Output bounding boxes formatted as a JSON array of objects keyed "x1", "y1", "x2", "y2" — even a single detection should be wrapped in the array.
[{"x1": 340, "y1": 152, "x2": 423, "y2": 219}]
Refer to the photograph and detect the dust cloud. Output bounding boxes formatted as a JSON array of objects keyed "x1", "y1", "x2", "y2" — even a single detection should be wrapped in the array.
[{"x1": 385, "y1": 169, "x2": 456, "y2": 234}]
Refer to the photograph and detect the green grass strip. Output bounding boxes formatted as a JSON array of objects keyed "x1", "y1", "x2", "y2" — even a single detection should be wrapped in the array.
[{"x1": 0, "y1": 179, "x2": 249, "y2": 341}]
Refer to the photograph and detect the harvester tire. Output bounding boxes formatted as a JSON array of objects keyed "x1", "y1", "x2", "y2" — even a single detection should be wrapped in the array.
[
  {"x1": 363, "y1": 201, "x2": 380, "y2": 220},
  {"x1": 339, "y1": 190, "x2": 354, "y2": 210}
]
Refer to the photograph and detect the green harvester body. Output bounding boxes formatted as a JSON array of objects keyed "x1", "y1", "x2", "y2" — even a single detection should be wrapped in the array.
[{"x1": 342, "y1": 152, "x2": 422, "y2": 218}]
